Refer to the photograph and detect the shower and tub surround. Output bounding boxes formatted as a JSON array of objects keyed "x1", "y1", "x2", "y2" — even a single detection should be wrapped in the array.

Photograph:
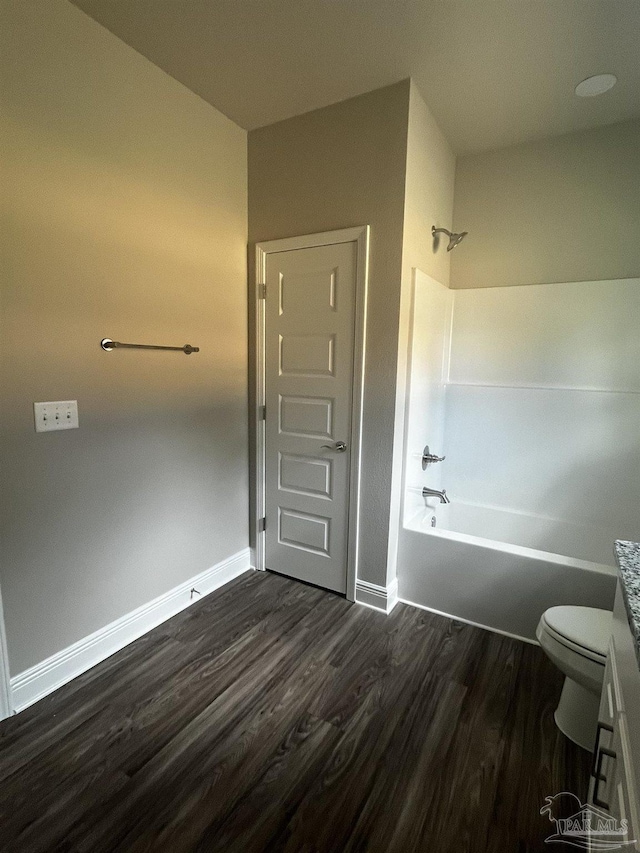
[
  {"x1": 397, "y1": 271, "x2": 638, "y2": 641},
  {"x1": 615, "y1": 540, "x2": 640, "y2": 667},
  {"x1": 441, "y1": 279, "x2": 640, "y2": 548}
]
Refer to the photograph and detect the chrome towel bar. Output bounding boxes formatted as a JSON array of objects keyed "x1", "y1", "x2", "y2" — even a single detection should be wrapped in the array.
[{"x1": 100, "y1": 338, "x2": 199, "y2": 355}]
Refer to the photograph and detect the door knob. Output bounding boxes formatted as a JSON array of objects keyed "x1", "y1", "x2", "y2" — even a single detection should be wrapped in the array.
[{"x1": 321, "y1": 441, "x2": 348, "y2": 452}]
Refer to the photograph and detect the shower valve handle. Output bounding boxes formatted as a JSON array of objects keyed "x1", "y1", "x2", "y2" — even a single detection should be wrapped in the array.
[{"x1": 422, "y1": 445, "x2": 446, "y2": 464}]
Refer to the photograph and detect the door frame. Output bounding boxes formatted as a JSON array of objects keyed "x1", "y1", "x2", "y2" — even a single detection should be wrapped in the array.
[
  {"x1": 0, "y1": 583, "x2": 12, "y2": 719},
  {"x1": 254, "y1": 226, "x2": 369, "y2": 602}
]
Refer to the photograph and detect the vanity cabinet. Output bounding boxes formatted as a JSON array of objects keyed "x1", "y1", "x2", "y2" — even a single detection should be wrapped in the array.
[{"x1": 589, "y1": 582, "x2": 640, "y2": 849}]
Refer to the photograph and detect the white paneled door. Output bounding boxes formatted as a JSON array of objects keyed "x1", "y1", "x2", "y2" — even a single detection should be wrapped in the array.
[{"x1": 264, "y1": 240, "x2": 358, "y2": 593}]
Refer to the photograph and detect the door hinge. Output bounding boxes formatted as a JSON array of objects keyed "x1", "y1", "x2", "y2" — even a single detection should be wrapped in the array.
[
  {"x1": 258, "y1": 283, "x2": 266, "y2": 299},
  {"x1": 260, "y1": 405, "x2": 266, "y2": 420},
  {"x1": 258, "y1": 517, "x2": 266, "y2": 532}
]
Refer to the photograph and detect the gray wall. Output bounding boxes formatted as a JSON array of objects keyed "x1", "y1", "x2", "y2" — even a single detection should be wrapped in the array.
[
  {"x1": 451, "y1": 118, "x2": 640, "y2": 289},
  {"x1": 0, "y1": 0, "x2": 249, "y2": 674},
  {"x1": 248, "y1": 81, "x2": 410, "y2": 587}
]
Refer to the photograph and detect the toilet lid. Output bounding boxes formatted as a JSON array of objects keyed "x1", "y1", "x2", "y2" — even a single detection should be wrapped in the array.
[{"x1": 542, "y1": 606, "x2": 612, "y2": 661}]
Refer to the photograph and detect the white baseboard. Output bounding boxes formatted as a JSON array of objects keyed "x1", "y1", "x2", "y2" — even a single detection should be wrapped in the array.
[
  {"x1": 355, "y1": 578, "x2": 399, "y2": 614},
  {"x1": 397, "y1": 597, "x2": 538, "y2": 646},
  {"x1": 10, "y1": 548, "x2": 251, "y2": 714},
  {"x1": 0, "y1": 587, "x2": 12, "y2": 721}
]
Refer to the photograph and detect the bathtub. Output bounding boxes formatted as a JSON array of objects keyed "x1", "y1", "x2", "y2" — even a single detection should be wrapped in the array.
[{"x1": 398, "y1": 500, "x2": 618, "y2": 643}]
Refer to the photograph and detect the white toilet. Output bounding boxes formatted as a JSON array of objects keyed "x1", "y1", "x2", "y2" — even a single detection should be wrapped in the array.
[{"x1": 536, "y1": 605, "x2": 613, "y2": 751}]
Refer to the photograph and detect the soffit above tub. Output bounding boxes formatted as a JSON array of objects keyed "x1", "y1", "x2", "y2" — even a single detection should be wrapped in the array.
[{"x1": 70, "y1": 0, "x2": 640, "y2": 153}]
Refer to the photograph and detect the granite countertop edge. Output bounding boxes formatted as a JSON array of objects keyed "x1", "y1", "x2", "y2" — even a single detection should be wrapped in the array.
[{"x1": 614, "y1": 540, "x2": 640, "y2": 668}]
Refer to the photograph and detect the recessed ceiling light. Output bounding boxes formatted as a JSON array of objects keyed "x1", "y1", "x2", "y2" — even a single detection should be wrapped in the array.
[{"x1": 575, "y1": 74, "x2": 618, "y2": 98}]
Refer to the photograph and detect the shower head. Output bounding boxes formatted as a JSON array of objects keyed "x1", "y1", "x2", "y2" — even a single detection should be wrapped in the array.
[
  {"x1": 447, "y1": 230, "x2": 468, "y2": 251},
  {"x1": 431, "y1": 226, "x2": 468, "y2": 251}
]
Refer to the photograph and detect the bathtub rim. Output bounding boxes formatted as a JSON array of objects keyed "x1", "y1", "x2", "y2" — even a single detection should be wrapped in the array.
[{"x1": 405, "y1": 512, "x2": 618, "y2": 577}]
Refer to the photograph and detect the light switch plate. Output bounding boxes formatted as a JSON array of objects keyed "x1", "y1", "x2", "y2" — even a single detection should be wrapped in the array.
[{"x1": 34, "y1": 401, "x2": 79, "y2": 432}]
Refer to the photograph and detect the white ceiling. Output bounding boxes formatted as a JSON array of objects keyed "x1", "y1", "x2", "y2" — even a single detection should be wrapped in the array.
[{"x1": 71, "y1": 0, "x2": 640, "y2": 153}]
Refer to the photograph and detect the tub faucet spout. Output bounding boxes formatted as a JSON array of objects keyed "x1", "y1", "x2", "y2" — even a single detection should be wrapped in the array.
[{"x1": 422, "y1": 486, "x2": 450, "y2": 504}]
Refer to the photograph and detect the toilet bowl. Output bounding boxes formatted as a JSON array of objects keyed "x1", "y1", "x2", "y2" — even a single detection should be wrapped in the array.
[{"x1": 536, "y1": 605, "x2": 612, "y2": 751}]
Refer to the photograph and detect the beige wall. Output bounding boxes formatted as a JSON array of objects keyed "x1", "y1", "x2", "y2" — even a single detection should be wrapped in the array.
[
  {"x1": 450, "y1": 118, "x2": 640, "y2": 289},
  {"x1": 248, "y1": 81, "x2": 410, "y2": 587},
  {"x1": 387, "y1": 82, "x2": 456, "y2": 581},
  {"x1": 401, "y1": 82, "x2": 457, "y2": 291},
  {"x1": 0, "y1": 0, "x2": 248, "y2": 674}
]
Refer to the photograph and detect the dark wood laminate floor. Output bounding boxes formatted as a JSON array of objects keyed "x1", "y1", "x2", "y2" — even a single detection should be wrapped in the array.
[{"x1": 0, "y1": 570, "x2": 590, "y2": 852}]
